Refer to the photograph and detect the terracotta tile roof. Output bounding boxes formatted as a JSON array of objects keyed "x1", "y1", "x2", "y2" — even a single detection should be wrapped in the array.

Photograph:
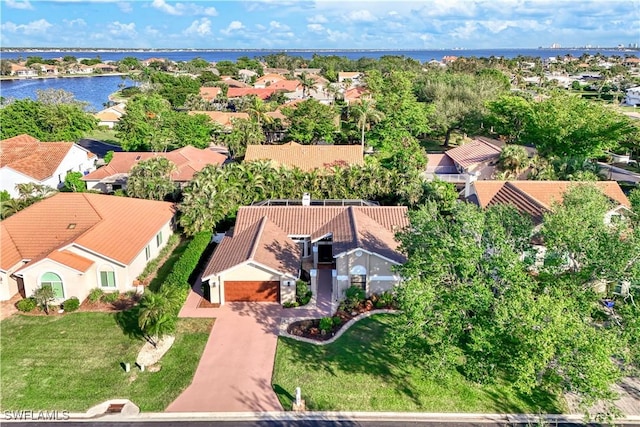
[
  {"x1": 244, "y1": 142, "x2": 364, "y2": 171},
  {"x1": 426, "y1": 153, "x2": 456, "y2": 171},
  {"x1": 83, "y1": 146, "x2": 226, "y2": 182},
  {"x1": 471, "y1": 180, "x2": 630, "y2": 224},
  {"x1": 203, "y1": 205, "x2": 408, "y2": 278},
  {"x1": 227, "y1": 87, "x2": 278, "y2": 100},
  {"x1": 189, "y1": 111, "x2": 250, "y2": 129},
  {"x1": 94, "y1": 111, "x2": 121, "y2": 122},
  {"x1": 47, "y1": 250, "x2": 94, "y2": 273},
  {"x1": 338, "y1": 72, "x2": 362, "y2": 79},
  {"x1": 269, "y1": 80, "x2": 301, "y2": 92},
  {"x1": 445, "y1": 138, "x2": 502, "y2": 170},
  {"x1": 221, "y1": 77, "x2": 249, "y2": 88},
  {"x1": 199, "y1": 86, "x2": 221, "y2": 101},
  {"x1": 1, "y1": 193, "x2": 175, "y2": 271},
  {"x1": 255, "y1": 73, "x2": 287, "y2": 85},
  {"x1": 1, "y1": 134, "x2": 76, "y2": 180}
]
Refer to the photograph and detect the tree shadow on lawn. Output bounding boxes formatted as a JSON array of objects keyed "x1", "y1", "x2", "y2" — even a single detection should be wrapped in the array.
[
  {"x1": 276, "y1": 314, "x2": 423, "y2": 409},
  {"x1": 113, "y1": 306, "x2": 145, "y2": 341}
]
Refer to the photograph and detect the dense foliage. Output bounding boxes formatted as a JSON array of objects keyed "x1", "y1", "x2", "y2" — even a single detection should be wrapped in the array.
[
  {"x1": 126, "y1": 157, "x2": 177, "y2": 201},
  {"x1": 393, "y1": 185, "x2": 639, "y2": 415}
]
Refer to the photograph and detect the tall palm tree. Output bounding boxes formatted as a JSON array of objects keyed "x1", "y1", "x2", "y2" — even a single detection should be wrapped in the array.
[
  {"x1": 499, "y1": 145, "x2": 530, "y2": 176},
  {"x1": 351, "y1": 97, "x2": 385, "y2": 152},
  {"x1": 298, "y1": 72, "x2": 318, "y2": 99}
]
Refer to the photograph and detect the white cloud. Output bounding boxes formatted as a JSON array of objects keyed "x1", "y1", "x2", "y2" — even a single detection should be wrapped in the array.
[
  {"x1": 184, "y1": 18, "x2": 213, "y2": 36},
  {"x1": 345, "y1": 9, "x2": 377, "y2": 23},
  {"x1": 256, "y1": 24, "x2": 267, "y2": 31},
  {"x1": 269, "y1": 21, "x2": 290, "y2": 31},
  {"x1": 1, "y1": 19, "x2": 52, "y2": 35},
  {"x1": 107, "y1": 21, "x2": 137, "y2": 38},
  {"x1": 4, "y1": 0, "x2": 33, "y2": 10},
  {"x1": 450, "y1": 21, "x2": 478, "y2": 39},
  {"x1": 145, "y1": 25, "x2": 161, "y2": 38},
  {"x1": 327, "y1": 29, "x2": 349, "y2": 42},
  {"x1": 63, "y1": 18, "x2": 87, "y2": 27},
  {"x1": 221, "y1": 20, "x2": 244, "y2": 35},
  {"x1": 307, "y1": 23, "x2": 325, "y2": 33},
  {"x1": 152, "y1": 0, "x2": 217, "y2": 16},
  {"x1": 307, "y1": 14, "x2": 328, "y2": 24}
]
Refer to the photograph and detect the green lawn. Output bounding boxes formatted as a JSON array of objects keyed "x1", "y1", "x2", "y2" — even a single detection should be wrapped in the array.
[
  {"x1": 0, "y1": 313, "x2": 212, "y2": 412},
  {"x1": 272, "y1": 314, "x2": 564, "y2": 413},
  {"x1": 83, "y1": 128, "x2": 121, "y2": 146}
]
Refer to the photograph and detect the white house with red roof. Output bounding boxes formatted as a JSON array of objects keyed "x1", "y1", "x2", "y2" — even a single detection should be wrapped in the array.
[
  {"x1": 0, "y1": 193, "x2": 176, "y2": 302},
  {"x1": 0, "y1": 134, "x2": 97, "y2": 198}
]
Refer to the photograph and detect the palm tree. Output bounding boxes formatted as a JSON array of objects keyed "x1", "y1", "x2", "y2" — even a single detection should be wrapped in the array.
[
  {"x1": 298, "y1": 72, "x2": 318, "y2": 98},
  {"x1": 246, "y1": 95, "x2": 274, "y2": 127},
  {"x1": 127, "y1": 157, "x2": 177, "y2": 201},
  {"x1": 499, "y1": 145, "x2": 530, "y2": 176},
  {"x1": 350, "y1": 97, "x2": 385, "y2": 152},
  {"x1": 137, "y1": 291, "x2": 177, "y2": 348}
]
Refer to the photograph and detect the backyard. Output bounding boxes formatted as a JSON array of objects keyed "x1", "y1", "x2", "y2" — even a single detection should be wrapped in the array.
[
  {"x1": 0, "y1": 312, "x2": 212, "y2": 412},
  {"x1": 272, "y1": 314, "x2": 564, "y2": 413}
]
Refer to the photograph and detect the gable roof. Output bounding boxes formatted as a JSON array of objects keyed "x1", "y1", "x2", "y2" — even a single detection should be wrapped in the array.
[
  {"x1": 1, "y1": 193, "x2": 175, "y2": 271},
  {"x1": 244, "y1": 142, "x2": 364, "y2": 171},
  {"x1": 1, "y1": 134, "x2": 94, "y2": 181},
  {"x1": 202, "y1": 205, "x2": 409, "y2": 278},
  {"x1": 189, "y1": 111, "x2": 250, "y2": 128},
  {"x1": 471, "y1": 180, "x2": 630, "y2": 224},
  {"x1": 199, "y1": 86, "x2": 222, "y2": 101},
  {"x1": 82, "y1": 145, "x2": 226, "y2": 182},
  {"x1": 445, "y1": 138, "x2": 502, "y2": 170},
  {"x1": 227, "y1": 87, "x2": 278, "y2": 99},
  {"x1": 269, "y1": 79, "x2": 301, "y2": 92}
]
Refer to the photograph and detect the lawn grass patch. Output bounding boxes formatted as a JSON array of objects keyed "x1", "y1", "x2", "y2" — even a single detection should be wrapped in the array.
[
  {"x1": 272, "y1": 314, "x2": 564, "y2": 413},
  {"x1": 0, "y1": 312, "x2": 212, "y2": 412},
  {"x1": 83, "y1": 128, "x2": 121, "y2": 146}
]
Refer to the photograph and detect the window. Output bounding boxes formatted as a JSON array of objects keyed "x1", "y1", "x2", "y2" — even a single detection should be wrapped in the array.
[
  {"x1": 99, "y1": 268, "x2": 116, "y2": 288},
  {"x1": 350, "y1": 274, "x2": 366, "y2": 290},
  {"x1": 145, "y1": 245, "x2": 151, "y2": 261},
  {"x1": 156, "y1": 232, "x2": 163, "y2": 248},
  {"x1": 41, "y1": 272, "x2": 64, "y2": 299}
]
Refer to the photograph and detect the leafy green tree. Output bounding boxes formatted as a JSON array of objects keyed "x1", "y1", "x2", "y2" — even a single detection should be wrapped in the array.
[
  {"x1": 118, "y1": 56, "x2": 140, "y2": 70},
  {"x1": 33, "y1": 285, "x2": 56, "y2": 315},
  {"x1": 126, "y1": 157, "x2": 177, "y2": 201},
  {"x1": 115, "y1": 94, "x2": 171, "y2": 151},
  {"x1": 282, "y1": 99, "x2": 338, "y2": 144},
  {"x1": 222, "y1": 118, "x2": 265, "y2": 158},
  {"x1": 63, "y1": 171, "x2": 87, "y2": 192},
  {"x1": 486, "y1": 94, "x2": 533, "y2": 143},
  {"x1": 1, "y1": 60, "x2": 13, "y2": 76},
  {"x1": 215, "y1": 60, "x2": 238, "y2": 77},
  {"x1": 104, "y1": 151, "x2": 114, "y2": 164},
  {"x1": 522, "y1": 93, "x2": 635, "y2": 158}
]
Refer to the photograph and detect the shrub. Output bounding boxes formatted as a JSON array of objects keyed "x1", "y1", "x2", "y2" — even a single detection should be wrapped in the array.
[
  {"x1": 344, "y1": 285, "x2": 366, "y2": 311},
  {"x1": 283, "y1": 301, "x2": 298, "y2": 308},
  {"x1": 296, "y1": 280, "x2": 312, "y2": 306},
  {"x1": 62, "y1": 297, "x2": 80, "y2": 312},
  {"x1": 319, "y1": 317, "x2": 333, "y2": 333},
  {"x1": 332, "y1": 316, "x2": 342, "y2": 327},
  {"x1": 88, "y1": 288, "x2": 104, "y2": 302},
  {"x1": 16, "y1": 298, "x2": 36, "y2": 312},
  {"x1": 374, "y1": 291, "x2": 395, "y2": 309},
  {"x1": 101, "y1": 292, "x2": 120, "y2": 303},
  {"x1": 162, "y1": 231, "x2": 212, "y2": 313}
]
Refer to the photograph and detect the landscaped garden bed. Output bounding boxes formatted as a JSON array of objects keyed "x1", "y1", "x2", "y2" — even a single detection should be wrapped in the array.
[{"x1": 286, "y1": 286, "x2": 396, "y2": 341}]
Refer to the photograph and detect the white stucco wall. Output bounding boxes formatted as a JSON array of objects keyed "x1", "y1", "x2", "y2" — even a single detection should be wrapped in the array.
[
  {"x1": 0, "y1": 168, "x2": 39, "y2": 198},
  {"x1": 334, "y1": 249, "x2": 401, "y2": 299}
]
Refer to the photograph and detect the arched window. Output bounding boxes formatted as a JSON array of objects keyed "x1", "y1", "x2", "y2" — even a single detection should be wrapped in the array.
[
  {"x1": 350, "y1": 265, "x2": 367, "y2": 290},
  {"x1": 41, "y1": 272, "x2": 64, "y2": 299},
  {"x1": 99, "y1": 265, "x2": 116, "y2": 288}
]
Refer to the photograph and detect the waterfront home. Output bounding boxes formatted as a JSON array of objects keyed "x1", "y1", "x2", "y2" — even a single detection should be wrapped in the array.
[{"x1": 9, "y1": 63, "x2": 37, "y2": 78}]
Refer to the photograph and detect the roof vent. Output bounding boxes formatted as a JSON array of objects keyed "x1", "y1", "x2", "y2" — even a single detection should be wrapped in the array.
[
  {"x1": 67, "y1": 223, "x2": 76, "y2": 229},
  {"x1": 302, "y1": 193, "x2": 311, "y2": 206}
]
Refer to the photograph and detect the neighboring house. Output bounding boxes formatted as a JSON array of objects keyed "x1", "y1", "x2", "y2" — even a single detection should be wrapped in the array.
[
  {"x1": 0, "y1": 134, "x2": 97, "y2": 198},
  {"x1": 201, "y1": 200, "x2": 409, "y2": 305},
  {"x1": 226, "y1": 87, "x2": 278, "y2": 100},
  {"x1": 467, "y1": 180, "x2": 631, "y2": 226},
  {"x1": 220, "y1": 76, "x2": 249, "y2": 88},
  {"x1": 343, "y1": 86, "x2": 369, "y2": 105},
  {"x1": 425, "y1": 137, "x2": 536, "y2": 183},
  {"x1": 624, "y1": 86, "x2": 640, "y2": 106},
  {"x1": 34, "y1": 64, "x2": 59, "y2": 75},
  {"x1": 244, "y1": 142, "x2": 364, "y2": 171},
  {"x1": 10, "y1": 63, "x2": 37, "y2": 77},
  {"x1": 94, "y1": 103, "x2": 126, "y2": 128},
  {"x1": 82, "y1": 145, "x2": 226, "y2": 192},
  {"x1": 93, "y1": 63, "x2": 118, "y2": 73},
  {"x1": 442, "y1": 56, "x2": 458, "y2": 64},
  {"x1": 338, "y1": 72, "x2": 363, "y2": 87},
  {"x1": 0, "y1": 193, "x2": 175, "y2": 302},
  {"x1": 199, "y1": 86, "x2": 222, "y2": 102},
  {"x1": 254, "y1": 73, "x2": 287, "y2": 88},
  {"x1": 189, "y1": 111, "x2": 251, "y2": 130},
  {"x1": 238, "y1": 69, "x2": 258, "y2": 82},
  {"x1": 68, "y1": 64, "x2": 94, "y2": 74}
]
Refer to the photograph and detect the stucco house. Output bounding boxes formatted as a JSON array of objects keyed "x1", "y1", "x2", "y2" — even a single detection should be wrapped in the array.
[
  {"x1": 244, "y1": 142, "x2": 364, "y2": 172},
  {"x1": 94, "y1": 103, "x2": 126, "y2": 128},
  {"x1": 82, "y1": 145, "x2": 226, "y2": 192},
  {"x1": 624, "y1": 86, "x2": 640, "y2": 106},
  {"x1": 201, "y1": 199, "x2": 409, "y2": 305},
  {"x1": 0, "y1": 193, "x2": 176, "y2": 302},
  {"x1": 1, "y1": 134, "x2": 97, "y2": 198}
]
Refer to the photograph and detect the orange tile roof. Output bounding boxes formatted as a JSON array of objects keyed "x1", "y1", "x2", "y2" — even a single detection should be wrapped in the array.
[
  {"x1": 269, "y1": 80, "x2": 301, "y2": 92},
  {"x1": 1, "y1": 134, "x2": 77, "y2": 180},
  {"x1": 1, "y1": 193, "x2": 175, "y2": 271},
  {"x1": 472, "y1": 181, "x2": 630, "y2": 224},
  {"x1": 47, "y1": 250, "x2": 94, "y2": 272},
  {"x1": 94, "y1": 111, "x2": 121, "y2": 122},
  {"x1": 445, "y1": 138, "x2": 502, "y2": 170},
  {"x1": 199, "y1": 86, "x2": 221, "y2": 101},
  {"x1": 244, "y1": 142, "x2": 364, "y2": 171},
  {"x1": 255, "y1": 73, "x2": 287, "y2": 85},
  {"x1": 203, "y1": 205, "x2": 408, "y2": 278},
  {"x1": 227, "y1": 87, "x2": 278, "y2": 99},
  {"x1": 189, "y1": 111, "x2": 250, "y2": 128},
  {"x1": 83, "y1": 146, "x2": 226, "y2": 182}
]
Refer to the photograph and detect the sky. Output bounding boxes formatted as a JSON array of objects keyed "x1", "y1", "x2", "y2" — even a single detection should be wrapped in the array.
[{"x1": 0, "y1": 0, "x2": 639, "y2": 50}]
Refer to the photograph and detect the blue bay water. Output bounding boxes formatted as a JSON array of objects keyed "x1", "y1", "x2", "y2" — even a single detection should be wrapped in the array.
[{"x1": 0, "y1": 48, "x2": 635, "y2": 111}]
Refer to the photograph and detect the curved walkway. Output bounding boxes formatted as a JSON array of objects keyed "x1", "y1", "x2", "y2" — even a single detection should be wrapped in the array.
[{"x1": 167, "y1": 269, "x2": 334, "y2": 413}]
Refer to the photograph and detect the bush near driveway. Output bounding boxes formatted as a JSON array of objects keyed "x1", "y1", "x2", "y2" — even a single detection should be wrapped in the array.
[
  {"x1": 272, "y1": 314, "x2": 563, "y2": 413},
  {"x1": 0, "y1": 312, "x2": 212, "y2": 412}
]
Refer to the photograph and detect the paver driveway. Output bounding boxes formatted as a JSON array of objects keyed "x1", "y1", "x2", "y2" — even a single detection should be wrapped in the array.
[{"x1": 167, "y1": 269, "x2": 333, "y2": 412}]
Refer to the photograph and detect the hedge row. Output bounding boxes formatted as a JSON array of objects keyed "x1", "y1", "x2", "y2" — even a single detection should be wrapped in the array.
[{"x1": 161, "y1": 231, "x2": 212, "y2": 309}]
